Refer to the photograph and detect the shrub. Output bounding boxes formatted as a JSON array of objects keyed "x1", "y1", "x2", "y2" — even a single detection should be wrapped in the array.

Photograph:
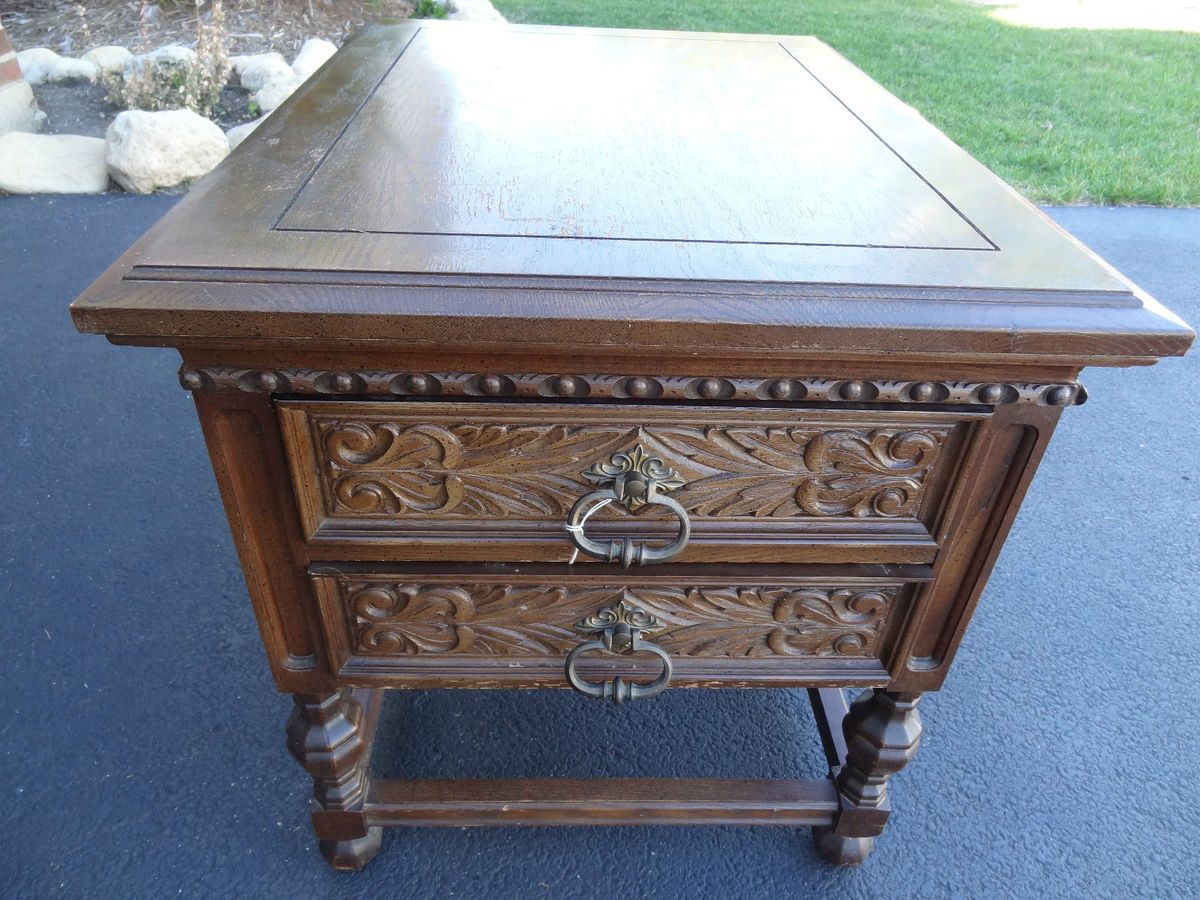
[
  {"x1": 105, "y1": 0, "x2": 230, "y2": 117},
  {"x1": 411, "y1": 0, "x2": 449, "y2": 19}
]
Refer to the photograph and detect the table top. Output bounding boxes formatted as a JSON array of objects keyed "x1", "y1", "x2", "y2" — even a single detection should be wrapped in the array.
[{"x1": 72, "y1": 21, "x2": 1192, "y2": 366}]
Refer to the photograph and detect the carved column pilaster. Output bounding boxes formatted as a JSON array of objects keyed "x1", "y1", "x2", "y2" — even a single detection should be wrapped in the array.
[
  {"x1": 287, "y1": 690, "x2": 381, "y2": 871},
  {"x1": 813, "y1": 689, "x2": 923, "y2": 866}
]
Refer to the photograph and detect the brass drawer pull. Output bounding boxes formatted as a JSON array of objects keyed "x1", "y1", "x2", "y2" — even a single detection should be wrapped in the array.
[
  {"x1": 564, "y1": 601, "x2": 673, "y2": 703},
  {"x1": 566, "y1": 444, "x2": 691, "y2": 567}
]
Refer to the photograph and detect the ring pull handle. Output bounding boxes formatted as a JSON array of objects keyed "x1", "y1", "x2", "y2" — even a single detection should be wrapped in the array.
[
  {"x1": 564, "y1": 600, "x2": 673, "y2": 703},
  {"x1": 565, "y1": 444, "x2": 691, "y2": 568}
]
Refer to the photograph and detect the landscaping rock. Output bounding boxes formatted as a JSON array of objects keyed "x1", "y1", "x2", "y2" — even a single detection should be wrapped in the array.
[
  {"x1": 83, "y1": 46, "x2": 133, "y2": 75},
  {"x1": 0, "y1": 81, "x2": 40, "y2": 135},
  {"x1": 253, "y1": 75, "x2": 301, "y2": 113},
  {"x1": 229, "y1": 52, "x2": 286, "y2": 82},
  {"x1": 123, "y1": 53, "x2": 152, "y2": 79},
  {"x1": 16, "y1": 48, "x2": 60, "y2": 85},
  {"x1": 46, "y1": 57, "x2": 100, "y2": 84},
  {"x1": 237, "y1": 55, "x2": 294, "y2": 92},
  {"x1": 291, "y1": 38, "x2": 337, "y2": 80},
  {"x1": 151, "y1": 45, "x2": 197, "y2": 68},
  {"x1": 225, "y1": 115, "x2": 266, "y2": 150},
  {"x1": 120, "y1": 45, "x2": 197, "y2": 84},
  {"x1": 448, "y1": 0, "x2": 507, "y2": 24},
  {"x1": 105, "y1": 109, "x2": 228, "y2": 193},
  {"x1": 0, "y1": 132, "x2": 108, "y2": 193}
]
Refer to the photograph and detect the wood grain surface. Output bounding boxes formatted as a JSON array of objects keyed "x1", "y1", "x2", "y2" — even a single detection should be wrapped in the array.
[
  {"x1": 364, "y1": 777, "x2": 840, "y2": 826},
  {"x1": 279, "y1": 29, "x2": 990, "y2": 250},
  {"x1": 69, "y1": 22, "x2": 1193, "y2": 364}
]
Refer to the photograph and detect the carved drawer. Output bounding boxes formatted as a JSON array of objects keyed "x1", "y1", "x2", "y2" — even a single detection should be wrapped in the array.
[
  {"x1": 310, "y1": 564, "x2": 930, "y2": 688},
  {"x1": 278, "y1": 401, "x2": 976, "y2": 564}
]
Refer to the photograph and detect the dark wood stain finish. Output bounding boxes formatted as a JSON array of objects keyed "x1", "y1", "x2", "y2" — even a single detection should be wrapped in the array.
[
  {"x1": 309, "y1": 564, "x2": 931, "y2": 687},
  {"x1": 69, "y1": 21, "x2": 1192, "y2": 870},
  {"x1": 278, "y1": 400, "x2": 971, "y2": 564}
]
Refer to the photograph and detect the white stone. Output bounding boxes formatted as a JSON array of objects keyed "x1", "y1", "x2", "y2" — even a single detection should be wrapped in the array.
[
  {"x1": 290, "y1": 38, "x2": 337, "y2": 80},
  {"x1": 237, "y1": 55, "x2": 294, "y2": 92},
  {"x1": 0, "y1": 81, "x2": 40, "y2": 135},
  {"x1": 253, "y1": 75, "x2": 301, "y2": 113},
  {"x1": 225, "y1": 115, "x2": 267, "y2": 150},
  {"x1": 46, "y1": 57, "x2": 101, "y2": 84},
  {"x1": 448, "y1": 0, "x2": 507, "y2": 24},
  {"x1": 151, "y1": 44, "x2": 197, "y2": 68},
  {"x1": 123, "y1": 52, "x2": 152, "y2": 79},
  {"x1": 123, "y1": 51, "x2": 172, "y2": 83},
  {"x1": 0, "y1": 132, "x2": 108, "y2": 193},
  {"x1": 229, "y1": 52, "x2": 286, "y2": 81},
  {"x1": 83, "y1": 45, "x2": 134, "y2": 74},
  {"x1": 105, "y1": 109, "x2": 228, "y2": 194},
  {"x1": 16, "y1": 48, "x2": 60, "y2": 85}
]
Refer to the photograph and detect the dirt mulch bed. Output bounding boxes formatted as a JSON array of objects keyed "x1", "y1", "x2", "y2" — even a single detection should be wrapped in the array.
[
  {"x1": 33, "y1": 81, "x2": 257, "y2": 137},
  {"x1": 2, "y1": 0, "x2": 415, "y2": 57}
]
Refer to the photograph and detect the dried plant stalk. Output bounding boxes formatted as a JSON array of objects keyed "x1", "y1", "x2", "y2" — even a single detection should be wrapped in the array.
[{"x1": 105, "y1": 0, "x2": 231, "y2": 117}]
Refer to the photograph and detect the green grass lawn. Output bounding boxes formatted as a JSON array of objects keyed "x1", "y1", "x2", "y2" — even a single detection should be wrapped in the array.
[{"x1": 490, "y1": 0, "x2": 1200, "y2": 205}]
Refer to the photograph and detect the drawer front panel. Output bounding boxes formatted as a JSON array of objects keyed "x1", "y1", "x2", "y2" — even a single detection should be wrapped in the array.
[
  {"x1": 280, "y1": 401, "x2": 974, "y2": 563},
  {"x1": 311, "y1": 565, "x2": 929, "y2": 687}
]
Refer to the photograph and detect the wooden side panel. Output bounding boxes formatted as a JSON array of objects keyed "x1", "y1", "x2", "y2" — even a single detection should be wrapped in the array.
[
  {"x1": 891, "y1": 403, "x2": 1063, "y2": 691},
  {"x1": 193, "y1": 391, "x2": 335, "y2": 692}
]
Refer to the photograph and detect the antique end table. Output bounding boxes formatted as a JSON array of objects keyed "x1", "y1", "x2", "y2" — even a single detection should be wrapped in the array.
[{"x1": 72, "y1": 22, "x2": 1192, "y2": 870}]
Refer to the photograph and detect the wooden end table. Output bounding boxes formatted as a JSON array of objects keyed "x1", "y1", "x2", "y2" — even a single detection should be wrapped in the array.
[{"x1": 71, "y1": 21, "x2": 1193, "y2": 870}]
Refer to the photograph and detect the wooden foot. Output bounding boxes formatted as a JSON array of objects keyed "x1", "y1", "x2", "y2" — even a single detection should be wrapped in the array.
[
  {"x1": 319, "y1": 828, "x2": 383, "y2": 872},
  {"x1": 287, "y1": 689, "x2": 383, "y2": 872},
  {"x1": 811, "y1": 826, "x2": 874, "y2": 866},
  {"x1": 828, "y1": 689, "x2": 923, "y2": 844}
]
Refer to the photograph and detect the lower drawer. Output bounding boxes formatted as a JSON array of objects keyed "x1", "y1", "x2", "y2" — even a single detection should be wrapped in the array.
[{"x1": 311, "y1": 564, "x2": 929, "y2": 688}]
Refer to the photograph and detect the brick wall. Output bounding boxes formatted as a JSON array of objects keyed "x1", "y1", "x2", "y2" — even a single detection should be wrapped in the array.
[
  {"x1": 0, "y1": 22, "x2": 23, "y2": 86},
  {"x1": 0, "y1": 20, "x2": 40, "y2": 134}
]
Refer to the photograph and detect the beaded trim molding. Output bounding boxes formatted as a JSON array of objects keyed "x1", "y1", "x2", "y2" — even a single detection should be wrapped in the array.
[{"x1": 178, "y1": 367, "x2": 1086, "y2": 407}]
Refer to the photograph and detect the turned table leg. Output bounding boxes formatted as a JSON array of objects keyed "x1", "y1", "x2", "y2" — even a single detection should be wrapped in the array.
[
  {"x1": 812, "y1": 688, "x2": 923, "y2": 866},
  {"x1": 287, "y1": 689, "x2": 383, "y2": 871}
]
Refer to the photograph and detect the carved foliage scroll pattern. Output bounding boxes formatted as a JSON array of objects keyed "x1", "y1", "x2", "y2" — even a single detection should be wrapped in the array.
[
  {"x1": 341, "y1": 581, "x2": 897, "y2": 659},
  {"x1": 314, "y1": 420, "x2": 952, "y2": 520}
]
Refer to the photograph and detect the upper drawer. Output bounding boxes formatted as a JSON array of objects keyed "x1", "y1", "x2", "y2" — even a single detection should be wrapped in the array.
[{"x1": 277, "y1": 400, "x2": 976, "y2": 564}]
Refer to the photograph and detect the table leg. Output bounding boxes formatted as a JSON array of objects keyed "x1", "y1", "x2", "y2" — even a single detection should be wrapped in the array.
[
  {"x1": 812, "y1": 688, "x2": 923, "y2": 866},
  {"x1": 287, "y1": 689, "x2": 383, "y2": 871}
]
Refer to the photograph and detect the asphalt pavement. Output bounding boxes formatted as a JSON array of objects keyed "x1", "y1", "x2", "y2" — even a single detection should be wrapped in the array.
[{"x1": 1, "y1": 196, "x2": 1197, "y2": 899}]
